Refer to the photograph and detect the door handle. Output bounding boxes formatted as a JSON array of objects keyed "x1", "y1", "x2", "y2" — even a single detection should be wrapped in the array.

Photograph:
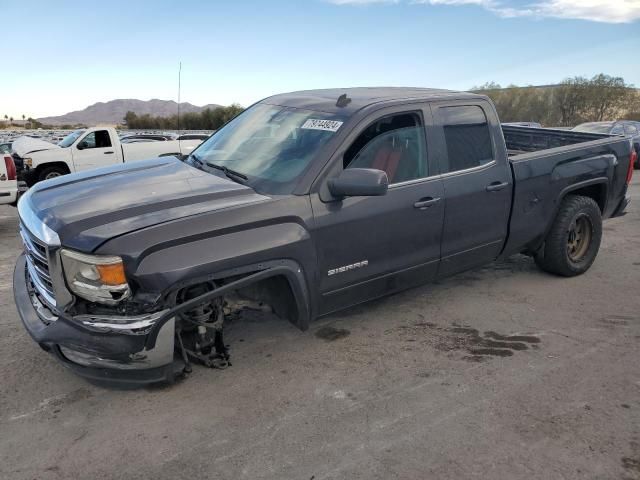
[
  {"x1": 486, "y1": 181, "x2": 509, "y2": 192},
  {"x1": 104, "y1": 151, "x2": 114, "y2": 154},
  {"x1": 414, "y1": 197, "x2": 441, "y2": 209}
]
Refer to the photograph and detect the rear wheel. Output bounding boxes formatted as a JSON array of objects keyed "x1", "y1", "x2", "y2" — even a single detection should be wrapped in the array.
[
  {"x1": 38, "y1": 166, "x2": 67, "y2": 182},
  {"x1": 535, "y1": 195, "x2": 602, "y2": 277}
]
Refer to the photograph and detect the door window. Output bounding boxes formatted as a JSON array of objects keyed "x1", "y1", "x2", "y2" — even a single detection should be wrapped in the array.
[
  {"x1": 624, "y1": 123, "x2": 638, "y2": 135},
  {"x1": 79, "y1": 130, "x2": 112, "y2": 149},
  {"x1": 439, "y1": 105, "x2": 493, "y2": 173},
  {"x1": 343, "y1": 112, "x2": 427, "y2": 184}
]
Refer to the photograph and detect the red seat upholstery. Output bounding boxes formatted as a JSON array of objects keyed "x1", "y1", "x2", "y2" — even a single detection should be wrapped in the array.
[{"x1": 371, "y1": 145, "x2": 403, "y2": 181}]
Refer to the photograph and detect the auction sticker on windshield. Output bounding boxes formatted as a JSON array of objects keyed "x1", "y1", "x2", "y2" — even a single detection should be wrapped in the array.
[{"x1": 301, "y1": 119, "x2": 344, "y2": 132}]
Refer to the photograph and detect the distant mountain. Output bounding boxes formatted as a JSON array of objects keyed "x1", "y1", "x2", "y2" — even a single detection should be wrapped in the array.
[{"x1": 37, "y1": 99, "x2": 223, "y2": 126}]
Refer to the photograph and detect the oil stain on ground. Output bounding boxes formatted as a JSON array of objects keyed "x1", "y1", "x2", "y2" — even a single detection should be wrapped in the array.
[
  {"x1": 315, "y1": 326, "x2": 351, "y2": 341},
  {"x1": 622, "y1": 437, "x2": 640, "y2": 476},
  {"x1": 388, "y1": 322, "x2": 540, "y2": 360}
]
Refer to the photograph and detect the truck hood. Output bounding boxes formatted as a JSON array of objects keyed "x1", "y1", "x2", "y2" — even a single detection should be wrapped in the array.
[
  {"x1": 12, "y1": 136, "x2": 60, "y2": 157},
  {"x1": 20, "y1": 157, "x2": 270, "y2": 251}
]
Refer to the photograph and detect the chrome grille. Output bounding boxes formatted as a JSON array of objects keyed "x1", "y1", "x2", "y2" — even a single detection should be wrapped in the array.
[{"x1": 20, "y1": 224, "x2": 56, "y2": 307}]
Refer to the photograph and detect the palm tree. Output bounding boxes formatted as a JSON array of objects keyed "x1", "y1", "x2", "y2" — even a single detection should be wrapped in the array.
[
  {"x1": 9, "y1": 116, "x2": 13, "y2": 126},
  {"x1": 22, "y1": 114, "x2": 25, "y2": 125}
]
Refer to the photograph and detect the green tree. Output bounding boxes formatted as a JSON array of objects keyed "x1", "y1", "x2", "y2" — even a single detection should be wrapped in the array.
[
  {"x1": 123, "y1": 105, "x2": 245, "y2": 130},
  {"x1": 473, "y1": 73, "x2": 637, "y2": 126},
  {"x1": 584, "y1": 74, "x2": 631, "y2": 121}
]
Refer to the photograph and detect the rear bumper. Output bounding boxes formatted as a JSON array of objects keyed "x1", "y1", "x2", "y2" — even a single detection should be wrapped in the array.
[
  {"x1": 13, "y1": 254, "x2": 182, "y2": 386},
  {"x1": 0, "y1": 189, "x2": 17, "y2": 205},
  {"x1": 1, "y1": 181, "x2": 28, "y2": 206}
]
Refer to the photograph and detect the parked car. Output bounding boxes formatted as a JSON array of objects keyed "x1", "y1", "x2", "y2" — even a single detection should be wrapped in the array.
[
  {"x1": 0, "y1": 154, "x2": 19, "y2": 206},
  {"x1": 120, "y1": 133, "x2": 177, "y2": 143},
  {"x1": 502, "y1": 122, "x2": 542, "y2": 128},
  {"x1": 12, "y1": 127, "x2": 202, "y2": 185},
  {"x1": 573, "y1": 121, "x2": 640, "y2": 169},
  {"x1": 177, "y1": 133, "x2": 211, "y2": 141},
  {"x1": 13, "y1": 87, "x2": 635, "y2": 385}
]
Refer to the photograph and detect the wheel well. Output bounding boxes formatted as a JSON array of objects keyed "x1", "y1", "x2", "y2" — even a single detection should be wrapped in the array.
[
  {"x1": 565, "y1": 183, "x2": 606, "y2": 213},
  {"x1": 36, "y1": 162, "x2": 71, "y2": 175},
  {"x1": 172, "y1": 273, "x2": 300, "y2": 327},
  {"x1": 235, "y1": 275, "x2": 299, "y2": 323}
]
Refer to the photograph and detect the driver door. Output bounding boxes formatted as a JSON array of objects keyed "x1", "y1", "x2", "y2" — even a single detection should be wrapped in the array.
[
  {"x1": 72, "y1": 130, "x2": 119, "y2": 172},
  {"x1": 310, "y1": 106, "x2": 445, "y2": 315}
]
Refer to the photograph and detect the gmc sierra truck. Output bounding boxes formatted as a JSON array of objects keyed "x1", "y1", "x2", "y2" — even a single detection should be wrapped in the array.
[{"x1": 13, "y1": 88, "x2": 635, "y2": 385}]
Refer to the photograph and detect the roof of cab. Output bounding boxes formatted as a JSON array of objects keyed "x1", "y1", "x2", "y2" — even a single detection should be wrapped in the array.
[{"x1": 261, "y1": 87, "x2": 483, "y2": 116}]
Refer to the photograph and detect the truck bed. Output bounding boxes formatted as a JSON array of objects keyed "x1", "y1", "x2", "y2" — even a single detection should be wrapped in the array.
[
  {"x1": 502, "y1": 125, "x2": 608, "y2": 157},
  {"x1": 501, "y1": 125, "x2": 632, "y2": 259}
]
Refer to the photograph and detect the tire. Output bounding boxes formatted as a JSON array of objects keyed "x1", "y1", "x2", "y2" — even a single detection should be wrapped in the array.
[
  {"x1": 535, "y1": 195, "x2": 602, "y2": 277},
  {"x1": 38, "y1": 166, "x2": 67, "y2": 182}
]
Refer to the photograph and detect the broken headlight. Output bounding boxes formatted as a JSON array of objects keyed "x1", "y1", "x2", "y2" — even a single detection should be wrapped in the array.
[{"x1": 60, "y1": 249, "x2": 131, "y2": 305}]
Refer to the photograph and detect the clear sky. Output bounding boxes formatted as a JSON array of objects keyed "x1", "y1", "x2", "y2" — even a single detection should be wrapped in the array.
[{"x1": 1, "y1": 0, "x2": 638, "y2": 119}]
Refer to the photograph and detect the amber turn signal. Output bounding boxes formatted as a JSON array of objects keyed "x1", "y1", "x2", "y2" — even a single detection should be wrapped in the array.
[{"x1": 96, "y1": 263, "x2": 127, "y2": 286}]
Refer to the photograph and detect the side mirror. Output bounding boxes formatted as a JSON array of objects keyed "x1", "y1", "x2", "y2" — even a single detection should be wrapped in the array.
[
  {"x1": 328, "y1": 168, "x2": 388, "y2": 198},
  {"x1": 76, "y1": 141, "x2": 87, "y2": 150}
]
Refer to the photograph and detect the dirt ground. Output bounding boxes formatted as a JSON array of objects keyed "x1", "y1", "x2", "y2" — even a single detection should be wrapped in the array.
[{"x1": 1, "y1": 178, "x2": 639, "y2": 480}]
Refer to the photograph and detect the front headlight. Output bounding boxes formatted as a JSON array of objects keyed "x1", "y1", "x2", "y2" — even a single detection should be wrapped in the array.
[
  {"x1": 60, "y1": 249, "x2": 131, "y2": 305},
  {"x1": 24, "y1": 157, "x2": 32, "y2": 168}
]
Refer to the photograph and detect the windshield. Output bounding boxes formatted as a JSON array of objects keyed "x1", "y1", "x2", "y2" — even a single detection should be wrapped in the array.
[
  {"x1": 572, "y1": 123, "x2": 613, "y2": 134},
  {"x1": 187, "y1": 104, "x2": 345, "y2": 194},
  {"x1": 58, "y1": 129, "x2": 85, "y2": 147}
]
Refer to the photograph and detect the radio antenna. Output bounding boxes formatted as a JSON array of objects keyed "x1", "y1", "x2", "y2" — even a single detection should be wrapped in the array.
[{"x1": 177, "y1": 61, "x2": 182, "y2": 152}]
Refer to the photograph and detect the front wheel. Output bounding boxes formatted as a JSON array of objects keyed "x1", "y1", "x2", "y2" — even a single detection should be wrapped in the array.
[
  {"x1": 38, "y1": 166, "x2": 67, "y2": 182},
  {"x1": 535, "y1": 195, "x2": 602, "y2": 277}
]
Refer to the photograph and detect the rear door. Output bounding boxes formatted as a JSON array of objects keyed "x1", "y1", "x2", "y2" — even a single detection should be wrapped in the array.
[
  {"x1": 311, "y1": 105, "x2": 445, "y2": 315},
  {"x1": 71, "y1": 129, "x2": 120, "y2": 172},
  {"x1": 431, "y1": 101, "x2": 512, "y2": 277}
]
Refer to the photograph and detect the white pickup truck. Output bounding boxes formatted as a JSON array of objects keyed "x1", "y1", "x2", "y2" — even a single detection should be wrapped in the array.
[{"x1": 15, "y1": 127, "x2": 202, "y2": 185}]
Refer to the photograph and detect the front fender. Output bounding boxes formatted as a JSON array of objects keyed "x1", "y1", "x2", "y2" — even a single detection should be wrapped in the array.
[
  {"x1": 132, "y1": 222, "x2": 314, "y2": 291},
  {"x1": 30, "y1": 148, "x2": 73, "y2": 169},
  {"x1": 111, "y1": 220, "x2": 317, "y2": 330}
]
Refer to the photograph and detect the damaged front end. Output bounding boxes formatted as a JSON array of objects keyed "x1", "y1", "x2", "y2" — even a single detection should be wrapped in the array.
[
  {"x1": 14, "y1": 253, "x2": 185, "y2": 385},
  {"x1": 14, "y1": 251, "x2": 237, "y2": 385},
  {"x1": 14, "y1": 189, "x2": 310, "y2": 386},
  {"x1": 13, "y1": 193, "x2": 233, "y2": 385}
]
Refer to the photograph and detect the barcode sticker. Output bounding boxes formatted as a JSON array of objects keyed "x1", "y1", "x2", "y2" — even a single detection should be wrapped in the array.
[{"x1": 301, "y1": 119, "x2": 343, "y2": 132}]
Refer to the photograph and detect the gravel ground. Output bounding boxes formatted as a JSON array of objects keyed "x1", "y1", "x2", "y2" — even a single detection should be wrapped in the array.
[{"x1": 1, "y1": 177, "x2": 639, "y2": 480}]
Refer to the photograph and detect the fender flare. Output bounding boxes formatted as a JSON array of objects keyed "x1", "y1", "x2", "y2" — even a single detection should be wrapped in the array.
[{"x1": 541, "y1": 177, "x2": 608, "y2": 243}]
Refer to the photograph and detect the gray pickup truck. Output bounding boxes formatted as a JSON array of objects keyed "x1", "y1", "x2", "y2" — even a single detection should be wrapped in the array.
[{"x1": 13, "y1": 88, "x2": 635, "y2": 385}]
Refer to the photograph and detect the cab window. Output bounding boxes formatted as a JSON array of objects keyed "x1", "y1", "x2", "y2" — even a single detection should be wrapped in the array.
[
  {"x1": 439, "y1": 105, "x2": 493, "y2": 173},
  {"x1": 79, "y1": 130, "x2": 112, "y2": 149},
  {"x1": 344, "y1": 112, "x2": 427, "y2": 184}
]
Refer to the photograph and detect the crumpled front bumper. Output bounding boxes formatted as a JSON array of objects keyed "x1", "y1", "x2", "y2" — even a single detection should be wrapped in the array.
[{"x1": 13, "y1": 254, "x2": 182, "y2": 386}]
